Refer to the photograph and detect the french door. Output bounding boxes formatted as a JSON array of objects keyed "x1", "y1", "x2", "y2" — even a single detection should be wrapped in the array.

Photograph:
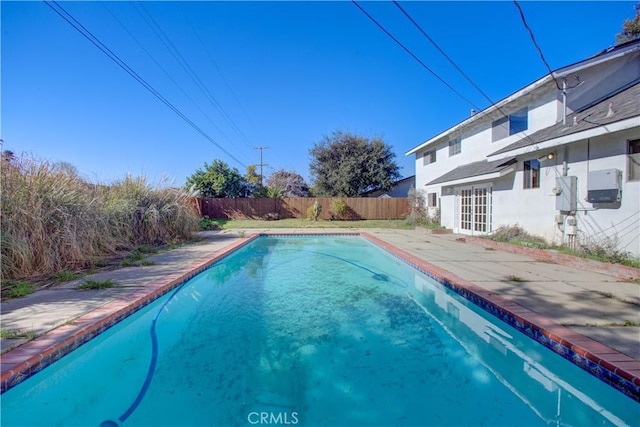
[{"x1": 456, "y1": 185, "x2": 492, "y2": 235}]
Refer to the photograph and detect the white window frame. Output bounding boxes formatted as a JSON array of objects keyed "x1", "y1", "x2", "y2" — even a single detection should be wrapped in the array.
[
  {"x1": 427, "y1": 192, "x2": 438, "y2": 207},
  {"x1": 628, "y1": 138, "x2": 640, "y2": 181},
  {"x1": 456, "y1": 185, "x2": 492, "y2": 235},
  {"x1": 523, "y1": 159, "x2": 540, "y2": 189},
  {"x1": 449, "y1": 137, "x2": 461, "y2": 157},
  {"x1": 492, "y1": 107, "x2": 528, "y2": 142},
  {"x1": 422, "y1": 150, "x2": 436, "y2": 166}
]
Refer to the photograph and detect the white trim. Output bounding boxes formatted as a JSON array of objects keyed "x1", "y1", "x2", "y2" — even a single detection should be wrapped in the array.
[
  {"x1": 406, "y1": 41, "x2": 640, "y2": 157},
  {"x1": 486, "y1": 116, "x2": 640, "y2": 161},
  {"x1": 405, "y1": 78, "x2": 554, "y2": 156},
  {"x1": 456, "y1": 184, "x2": 493, "y2": 235}
]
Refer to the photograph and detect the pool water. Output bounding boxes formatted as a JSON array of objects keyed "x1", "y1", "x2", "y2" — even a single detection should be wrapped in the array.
[{"x1": 1, "y1": 236, "x2": 637, "y2": 426}]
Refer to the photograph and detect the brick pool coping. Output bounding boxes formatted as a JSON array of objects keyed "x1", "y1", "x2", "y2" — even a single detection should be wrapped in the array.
[
  {"x1": 360, "y1": 232, "x2": 640, "y2": 403},
  {"x1": 1, "y1": 232, "x2": 639, "y2": 403},
  {"x1": 0, "y1": 235, "x2": 261, "y2": 393}
]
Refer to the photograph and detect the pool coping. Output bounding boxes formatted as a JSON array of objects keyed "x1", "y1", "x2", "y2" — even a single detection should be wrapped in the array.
[
  {"x1": 0, "y1": 235, "x2": 260, "y2": 394},
  {"x1": 359, "y1": 232, "x2": 640, "y2": 403},
  {"x1": 1, "y1": 232, "x2": 639, "y2": 403}
]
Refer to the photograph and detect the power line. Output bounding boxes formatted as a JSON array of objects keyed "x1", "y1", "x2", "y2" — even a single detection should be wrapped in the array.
[
  {"x1": 134, "y1": 2, "x2": 255, "y2": 152},
  {"x1": 351, "y1": 0, "x2": 480, "y2": 110},
  {"x1": 180, "y1": 4, "x2": 264, "y2": 146},
  {"x1": 43, "y1": 0, "x2": 247, "y2": 168},
  {"x1": 512, "y1": 0, "x2": 562, "y2": 90},
  {"x1": 391, "y1": 0, "x2": 496, "y2": 107},
  {"x1": 99, "y1": 1, "x2": 238, "y2": 147},
  {"x1": 359, "y1": 0, "x2": 543, "y2": 152},
  {"x1": 590, "y1": 210, "x2": 640, "y2": 236}
]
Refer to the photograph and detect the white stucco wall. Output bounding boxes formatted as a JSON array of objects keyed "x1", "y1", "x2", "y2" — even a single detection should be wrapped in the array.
[
  {"x1": 414, "y1": 86, "x2": 560, "y2": 192},
  {"x1": 489, "y1": 129, "x2": 640, "y2": 256},
  {"x1": 409, "y1": 47, "x2": 640, "y2": 256}
]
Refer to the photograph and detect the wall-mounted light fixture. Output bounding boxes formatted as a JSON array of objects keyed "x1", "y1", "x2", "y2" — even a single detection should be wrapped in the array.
[{"x1": 538, "y1": 152, "x2": 555, "y2": 161}]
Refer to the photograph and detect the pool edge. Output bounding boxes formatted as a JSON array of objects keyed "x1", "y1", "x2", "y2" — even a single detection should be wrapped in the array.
[
  {"x1": 2, "y1": 232, "x2": 639, "y2": 403},
  {"x1": 359, "y1": 232, "x2": 640, "y2": 403},
  {"x1": 0, "y1": 234, "x2": 260, "y2": 394}
]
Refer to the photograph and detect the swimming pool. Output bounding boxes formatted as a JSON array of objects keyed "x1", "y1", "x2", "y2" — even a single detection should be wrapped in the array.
[{"x1": 1, "y1": 235, "x2": 638, "y2": 426}]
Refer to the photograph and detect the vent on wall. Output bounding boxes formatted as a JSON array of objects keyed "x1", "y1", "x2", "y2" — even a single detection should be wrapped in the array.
[{"x1": 587, "y1": 169, "x2": 622, "y2": 203}]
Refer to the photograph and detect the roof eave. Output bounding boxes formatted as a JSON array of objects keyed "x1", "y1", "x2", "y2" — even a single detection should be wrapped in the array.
[
  {"x1": 486, "y1": 116, "x2": 640, "y2": 161},
  {"x1": 405, "y1": 75, "x2": 554, "y2": 156},
  {"x1": 426, "y1": 165, "x2": 517, "y2": 187}
]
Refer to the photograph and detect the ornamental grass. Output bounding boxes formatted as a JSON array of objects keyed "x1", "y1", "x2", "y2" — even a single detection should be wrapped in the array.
[{"x1": 1, "y1": 155, "x2": 199, "y2": 280}]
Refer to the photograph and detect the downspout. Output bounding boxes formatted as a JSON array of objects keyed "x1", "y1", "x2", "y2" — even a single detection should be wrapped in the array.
[{"x1": 562, "y1": 78, "x2": 567, "y2": 126}]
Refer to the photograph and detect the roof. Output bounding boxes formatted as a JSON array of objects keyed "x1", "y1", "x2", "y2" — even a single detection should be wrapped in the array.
[
  {"x1": 489, "y1": 81, "x2": 640, "y2": 157},
  {"x1": 427, "y1": 158, "x2": 516, "y2": 186},
  {"x1": 361, "y1": 175, "x2": 415, "y2": 197},
  {"x1": 406, "y1": 38, "x2": 640, "y2": 156}
]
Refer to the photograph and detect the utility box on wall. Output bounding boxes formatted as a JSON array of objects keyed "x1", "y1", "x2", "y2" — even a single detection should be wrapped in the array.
[
  {"x1": 555, "y1": 176, "x2": 577, "y2": 212},
  {"x1": 587, "y1": 169, "x2": 622, "y2": 203}
]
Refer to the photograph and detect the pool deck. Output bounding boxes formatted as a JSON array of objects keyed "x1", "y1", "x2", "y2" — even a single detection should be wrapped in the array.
[{"x1": 1, "y1": 228, "x2": 639, "y2": 396}]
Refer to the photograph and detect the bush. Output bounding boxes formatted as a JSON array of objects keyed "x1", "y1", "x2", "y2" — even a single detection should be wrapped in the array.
[
  {"x1": 1, "y1": 155, "x2": 200, "y2": 280},
  {"x1": 263, "y1": 212, "x2": 281, "y2": 221},
  {"x1": 578, "y1": 235, "x2": 638, "y2": 267},
  {"x1": 306, "y1": 201, "x2": 322, "y2": 221},
  {"x1": 487, "y1": 224, "x2": 548, "y2": 248},
  {"x1": 330, "y1": 199, "x2": 348, "y2": 220},
  {"x1": 406, "y1": 188, "x2": 440, "y2": 227},
  {"x1": 199, "y1": 216, "x2": 220, "y2": 230},
  {"x1": 1, "y1": 280, "x2": 37, "y2": 300}
]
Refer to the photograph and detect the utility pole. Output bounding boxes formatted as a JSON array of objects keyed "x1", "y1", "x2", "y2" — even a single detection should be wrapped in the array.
[{"x1": 254, "y1": 146, "x2": 268, "y2": 186}]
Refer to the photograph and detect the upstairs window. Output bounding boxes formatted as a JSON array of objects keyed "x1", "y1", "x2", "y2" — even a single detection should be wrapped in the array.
[
  {"x1": 449, "y1": 137, "x2": 461, "y2": 156},
  {"x1": 492, "y1": 107, "x2": 528, "y2": 141},
  {"x1": 422, "y1": 150, "x2": 436, "y2": 166},
  {"x1": 523, "y1": 159, "x2": 540, "y2": 189},
  {"x1": 628, "y1": 139, "x2": 640, "y2": 181}
]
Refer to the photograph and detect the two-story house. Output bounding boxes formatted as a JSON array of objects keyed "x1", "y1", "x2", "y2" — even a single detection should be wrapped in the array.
[{"x1": 407, "y1": 39, "x2": 640, "y2": 256}]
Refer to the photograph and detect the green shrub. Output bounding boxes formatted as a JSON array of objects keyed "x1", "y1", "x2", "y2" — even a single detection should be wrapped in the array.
[
  {"x1": 306, "y1": 201, "x2": 323, "y2": 221},
  {"x1": 0, "y1": 329, "x2": 36, "y2": 339},
  {"x1": 77, "y1": 279, "x2": 118, "y2": 290},
  {"x1": 53, "y1": 270, "x2": 79, "y2": 283},
  {"x1": 331, "y1": 199, "x2": 348, "y2": 220},
  {"x1": 199, "y1": 216, "x2": 220, "y2": 230},
  {"x1": 2, "y1": 280, "x2": 37, "y2": 300}
]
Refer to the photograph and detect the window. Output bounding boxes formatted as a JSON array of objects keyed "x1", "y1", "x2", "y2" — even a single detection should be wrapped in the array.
[
  {"x1": 523, "y1": 159, "x2": 540, "y2": 189},
  {"x1": 492, "y1": 107, "x2": 528, "y2": 141},
  {"x1": 422, "y1": 150, "x2": 436, "y2": 166},
  {"x1": 449, "y1": 137, "x2": 461, "y2": 156},
  {"x1": 628, "y1": 139, "x2": 640, "y2": 181},
  {"x1": 509, "y1": 108, "x2": 528, "y2": 134},
  {"x1": 427, "y1": 192, "x2": 437, "y2": 207}
]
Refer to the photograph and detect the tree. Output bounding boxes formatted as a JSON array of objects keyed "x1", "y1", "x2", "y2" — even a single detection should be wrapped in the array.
[
  {"x1": 2, "y1": 150, "x2": 15, "y2": 163},
  {"x1": 616, "y1": 3, "x2": 640, "y2": 44},
  {"x1": 266, "y1": 169, "x2": 310, "y2": 197},
  {"x1": 309, "y1": 130, "x2": 401, "y2": 197},
  {"x1": 245, "y1": 164, "x2": 266, "y2": 197},
  {"x1": 185, "y1": 159, "x2": 248, "y2": 198},
  {"x1": 52, "y1": 161, "x2": 79, "y2": 177}
]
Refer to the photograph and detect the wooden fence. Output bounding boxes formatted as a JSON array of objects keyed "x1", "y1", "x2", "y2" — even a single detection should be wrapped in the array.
[{"x1": 197, "y1": 197, "x2": 409, "y2": 220}]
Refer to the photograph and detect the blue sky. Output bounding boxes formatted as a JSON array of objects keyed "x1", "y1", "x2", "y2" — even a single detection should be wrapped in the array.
[{"x1": 1, "y1": 1, "x2": 636, "y2": 187}]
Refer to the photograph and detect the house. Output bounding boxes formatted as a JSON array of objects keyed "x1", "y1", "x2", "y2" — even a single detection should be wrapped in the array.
[
  {"x1": 362, "y1": 175, "x2": 415, "y2": 198},
  {"x1": 406, "y1": 39, "x2": 640, "y2": 256}
]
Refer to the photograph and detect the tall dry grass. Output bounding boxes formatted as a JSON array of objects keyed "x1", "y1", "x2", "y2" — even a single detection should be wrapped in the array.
[{"x1": 1, "y1": 155, "x2": 199, "y2": 280}]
